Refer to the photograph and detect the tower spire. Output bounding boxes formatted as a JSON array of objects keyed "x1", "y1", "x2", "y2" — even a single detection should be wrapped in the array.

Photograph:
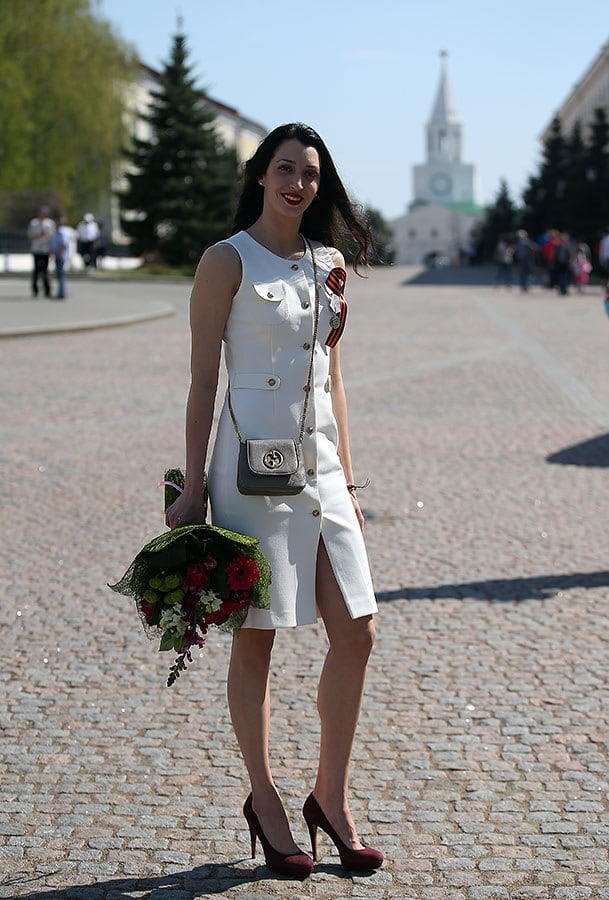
[{"x1": 429, "y1": 50, "x2": 460, "y2": 125}]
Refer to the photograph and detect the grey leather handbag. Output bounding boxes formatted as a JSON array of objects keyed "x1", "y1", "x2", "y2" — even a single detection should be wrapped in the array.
[
  {"x1": 237, "y1": 438, "x2": 306, "y2": 496},
  {"x1": 229, "y1": 238, "x2": 320, "y2": 497}
]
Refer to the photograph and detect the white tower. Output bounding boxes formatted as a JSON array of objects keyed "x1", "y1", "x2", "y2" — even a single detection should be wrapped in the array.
[{"x1": 412, "y1": 52, "x2": 477, "y2": 208}]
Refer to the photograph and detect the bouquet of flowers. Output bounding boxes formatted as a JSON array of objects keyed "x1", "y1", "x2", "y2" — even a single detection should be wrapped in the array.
[{"x1": 109, "y1": 469, "x2": 271, "y2": 686}]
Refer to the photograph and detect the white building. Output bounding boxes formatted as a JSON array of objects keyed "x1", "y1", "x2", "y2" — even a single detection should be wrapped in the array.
[
  {"x1": 391, "y1": 55, "x2": 483, "y2": 265},
  {"x1": 541, "y1": 39, "x2": 609, "y2": 141}
]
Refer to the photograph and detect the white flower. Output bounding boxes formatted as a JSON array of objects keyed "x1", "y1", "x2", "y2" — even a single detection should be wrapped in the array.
[
  {"x1": 198, "y1": 590, "x2": 223, "y2": 612},
  {"x1": 159, "y1": 608, "x2": 187, "y2": 636}
]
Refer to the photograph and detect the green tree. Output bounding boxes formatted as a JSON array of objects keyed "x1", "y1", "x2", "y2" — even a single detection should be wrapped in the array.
[
  {"x1": 562, "y1": 121, "x2": 589, "y2": 240},
  {"x1": 0, "y1": 0, "x2": 135, "y2": 223},
  {"x1": 584, "y1": 107, "x2": 609, "y2": 243},
  {"x1": 520, "y1": 109, "x2": 609, "y2": 252},
  {"x1": 120, "y1": 30, "x2": 239, "y2": 268},
  {"x1": 473, "y1": 179, "x2": 518, "y2": 260},
  {"x1": 521, "y1": 117, "x2": 568, "y2": 236},
  {"x1": 364, "y1": 206, "x2": 394, "y2": 264}
]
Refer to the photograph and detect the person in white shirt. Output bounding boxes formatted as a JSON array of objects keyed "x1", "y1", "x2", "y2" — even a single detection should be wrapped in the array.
[
  {"x1": 76, "y1": 212, "x2": 101, "y2": 270},
  {"x1": 27, "y1": 206, "x2": 56, "y2": 298}
]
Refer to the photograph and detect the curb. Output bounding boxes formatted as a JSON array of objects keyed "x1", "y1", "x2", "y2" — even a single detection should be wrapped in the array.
[{"x1": 0, "y1": 303, "x2": 175, "y2": 338}]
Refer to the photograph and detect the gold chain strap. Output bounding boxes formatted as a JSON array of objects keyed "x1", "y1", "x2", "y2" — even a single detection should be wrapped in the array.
[{"x1": 228, "y1": 237, "x2": 320, "y2": 445}]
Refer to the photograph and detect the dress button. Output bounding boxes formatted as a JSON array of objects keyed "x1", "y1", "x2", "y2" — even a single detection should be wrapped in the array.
[
  {"x1": 267, "y1": 378, "x2": 276, "y2": 386},
  {"x1": 307, "y1": 468, "x2": 314, "y2": 476},
  {"x1": 312, "y1": 509, "x2": 320, "y2": 517},
  {"x1": 301, "y1": 301, "x2": 310, "y2": 309},
  {"x1": 291, "y1": 263, "x2": 299, "y2": 270},
  {"x1": 307, "y1": 426, "x2": 314, "y2": 434},
  {"x1": 303, "y1": 342, "x2": 311, "y2": 350}
]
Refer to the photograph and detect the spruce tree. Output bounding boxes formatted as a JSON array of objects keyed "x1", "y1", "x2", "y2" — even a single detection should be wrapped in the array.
[
  {"x1": 584, "y1": 107, "x2": 609, "y2": 242},
  {"x1": 521, "y1": 173, "x2": 544, "y2": 239},
  {"x1": 120, "y1": 29, "x2": 239, "y2": 268},
  {"x1": 563, "y1": 121, "x2": 589, "y2": 241},
  {"x1": 473, "y1": 179, "x2": 517, "y2": 260},
  {"x1": 521, "y1": 117, "x2": 568, "y2": 237}
]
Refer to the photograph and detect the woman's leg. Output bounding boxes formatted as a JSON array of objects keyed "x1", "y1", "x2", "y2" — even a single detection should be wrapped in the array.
[
  {"x1": 313, "y1": 539, "x2": 376, "y2": 848},
  {"x1": 227, "y1": 627, "x2": 303, "y2": 854}
]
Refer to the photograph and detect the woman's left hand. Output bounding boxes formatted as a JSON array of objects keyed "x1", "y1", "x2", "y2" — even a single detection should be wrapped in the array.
[{"x1": 350, "y1": 491, "x2": 365, "y2": 531}]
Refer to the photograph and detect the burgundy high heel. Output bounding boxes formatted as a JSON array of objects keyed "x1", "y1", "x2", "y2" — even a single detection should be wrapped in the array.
[
  {"x1": 302, "y1": 793, "x2": 384, "y2": 871},
  {"x1": 243, "y1": 794, "x2": 314, "y2": 879}
]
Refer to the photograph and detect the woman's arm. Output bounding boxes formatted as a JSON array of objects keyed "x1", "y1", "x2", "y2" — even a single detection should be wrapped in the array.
[
  {"x1": 326, "y1": 248, "x2": 365, "y2": 531},
  {"x1": 165, "y1": 242, "x2": 240, "y2": 527},
  {"x1": 329, "y1": 342, "x2": 365, "y2": 531}
]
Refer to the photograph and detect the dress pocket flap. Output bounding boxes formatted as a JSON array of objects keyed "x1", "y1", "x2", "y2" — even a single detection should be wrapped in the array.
[
  {"x1": 231, "y1": 373, "x2": 281, "y2": 390},
  {"x1": 252, "y1": 281, "x2": 287, "y2": 302}
]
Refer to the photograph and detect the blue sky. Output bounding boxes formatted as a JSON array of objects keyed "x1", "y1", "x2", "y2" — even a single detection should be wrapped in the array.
[{"x1": 98, "y1": 0, "x2": 607, "y2": 220}]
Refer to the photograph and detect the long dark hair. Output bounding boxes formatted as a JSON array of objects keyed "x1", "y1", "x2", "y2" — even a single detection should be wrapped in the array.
[{"x1": 232, "y1": 123, "x2": 372, "y2": 274}]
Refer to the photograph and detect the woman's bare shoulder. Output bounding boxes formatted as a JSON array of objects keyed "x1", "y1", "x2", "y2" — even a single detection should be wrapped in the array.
[{"x1": 194, "y1": 241, "x2": 242, "y2": 295}]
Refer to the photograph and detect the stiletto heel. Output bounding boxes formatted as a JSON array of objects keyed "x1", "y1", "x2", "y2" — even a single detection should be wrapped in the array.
[
  {"x1": 306, "y1": 819, "x2": 318, "y2": 860},
  {"x1": 302, "y1": 793, "x2": 383, "y2": 871},
  {"x1": 248, "y1": 822, "x2": 256, "y2": 857},
  {"x1": 243, "y1": 794, "x2": 314, "y2": 879}
]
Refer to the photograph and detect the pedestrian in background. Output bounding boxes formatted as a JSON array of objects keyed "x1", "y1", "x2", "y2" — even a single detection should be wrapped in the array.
[
  {"x1": 76, "y1": 212, "x2": 100, "y2": 270},
  {"x1": 494, "y1": 236, "x2": 514, "y2": 288},
  {"x1": 50, "y1": 216, "x2": 73, "y2": 300},
  {"x1": 165, "y1": 122, "x2": 382, "y2": 879},
  {"x1": 572, "y1": 239, "x2": 592, "y2": 293},
  {"x1": 27, "y1": 206, "x2": 55, "y2": 298},
  {"x1": 540, "y1": 228, "x2": 560, "y2": 289},
  {"x1": 514, "y1": 229, "x2": 537, "y2": 292},
  {"x1": 553, "y1": 232, "x2": 573, "y2": 296}
]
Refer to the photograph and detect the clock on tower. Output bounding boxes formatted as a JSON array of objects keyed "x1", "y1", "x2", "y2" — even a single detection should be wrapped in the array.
[{"x1": 429, "y1": 172, "x2": 452, "y2": 198}]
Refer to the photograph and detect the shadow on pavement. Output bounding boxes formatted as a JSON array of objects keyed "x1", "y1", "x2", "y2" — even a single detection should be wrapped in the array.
[
  {"x1": 547, "y1": 431, "x2": 609, "y2": 467},
  {"x1": 3, "y1": 859, "x2": 359, "y2": 899},
  {"x1": 376, "y1": 570, "x2": 609, "y2": 604},
  {"x1": 401, "y1": 264, "x2": 504, "y2": 287}
]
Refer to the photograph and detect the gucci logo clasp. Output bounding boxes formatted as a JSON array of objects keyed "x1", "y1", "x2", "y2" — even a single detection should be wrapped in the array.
[{"x1": 263, "y1": 449, "x2": 284, "y2": 470}]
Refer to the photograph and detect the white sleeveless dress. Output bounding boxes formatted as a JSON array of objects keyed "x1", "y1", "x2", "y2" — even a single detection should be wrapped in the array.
[{"x1": 207, "y1": 230, "x2": 377, "y2": 628}]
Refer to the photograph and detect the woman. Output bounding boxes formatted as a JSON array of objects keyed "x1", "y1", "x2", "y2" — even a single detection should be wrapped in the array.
[
  {"x1": 166, "y1": 123, "x2": 382, "y2": 879},
  {"x1": 572, "y1": 240, "x2": 592, "y2": 293}
]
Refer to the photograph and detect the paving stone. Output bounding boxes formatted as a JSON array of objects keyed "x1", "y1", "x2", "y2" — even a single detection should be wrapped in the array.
[{"x1": 2, "y1": 271, "x2": 609, "y2": 897}]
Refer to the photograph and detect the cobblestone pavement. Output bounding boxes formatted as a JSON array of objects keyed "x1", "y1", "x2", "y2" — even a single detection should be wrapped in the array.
[{"x1": 2, "y1": 269, "x2": 609, "y2": 899}]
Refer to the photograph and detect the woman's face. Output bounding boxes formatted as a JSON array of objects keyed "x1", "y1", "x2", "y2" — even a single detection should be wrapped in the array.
[{"x1": 260, "y1": 139, "x2": 320, "y2": 219}]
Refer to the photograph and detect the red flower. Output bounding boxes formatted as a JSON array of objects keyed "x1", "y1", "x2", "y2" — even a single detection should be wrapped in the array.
[
  {"x1": 202, "y1": 608, "x2": 230, "y2": 625},
  {"x1": 140, "y1": 600, "x2": 157, "y2": 624},
  {"x1": 222, "y1": 593, "x2": 251, "y2": 614},
  {"x1": 225, "y1": 556, "x2": 260, "y2": 591},
  {"x1": 184, "y1": 564, "x2": 210, "y2": 591}
]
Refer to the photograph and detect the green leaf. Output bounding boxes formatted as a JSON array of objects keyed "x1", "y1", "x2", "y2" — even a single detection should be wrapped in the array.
[{"x1": 159, "y1": 632, "x2": 175, "y2": 652}]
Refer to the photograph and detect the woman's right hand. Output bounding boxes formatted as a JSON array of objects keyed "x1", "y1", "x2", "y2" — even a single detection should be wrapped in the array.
[{"x1": 165, "y1": 493, "x2": 207, "y2": 529}]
